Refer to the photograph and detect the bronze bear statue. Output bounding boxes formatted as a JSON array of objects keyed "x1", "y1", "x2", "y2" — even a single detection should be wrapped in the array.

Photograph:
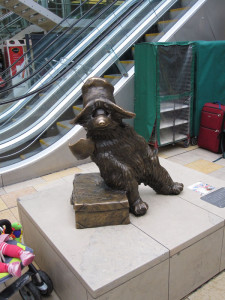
[{"x1": 69, "y1": 77, "x2": 183, "y2": 216}]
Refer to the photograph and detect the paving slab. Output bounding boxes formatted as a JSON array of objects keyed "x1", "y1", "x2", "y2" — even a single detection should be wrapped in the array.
[
  {"x1": 160, "y1": 159, "x2": 225, "y2": 220},
  {"x1": 130, "y1": 185, "x2": 223, "y2": 256}
]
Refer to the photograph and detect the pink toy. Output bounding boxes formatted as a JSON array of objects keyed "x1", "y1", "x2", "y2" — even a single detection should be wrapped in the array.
[{"x1": 0, "y1": 234, "x2": 35, "y2": 277}]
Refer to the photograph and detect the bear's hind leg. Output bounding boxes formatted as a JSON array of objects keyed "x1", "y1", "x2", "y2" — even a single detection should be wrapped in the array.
[
  {"x1": 126, "y1": 179, "x2": 148, "y2": 216},
  {"x1": 147, "y1": 164, "x2": 183, "y2": 195}
]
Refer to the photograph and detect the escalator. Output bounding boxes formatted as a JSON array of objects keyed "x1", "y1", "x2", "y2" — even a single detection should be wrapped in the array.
[{"x1": 0, "y1": 0, "x2": 208, "y2": 186}]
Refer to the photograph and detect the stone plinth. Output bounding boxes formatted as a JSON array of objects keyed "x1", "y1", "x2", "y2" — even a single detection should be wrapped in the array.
[{"x1": 18, "y1": 159, "x2": 225, "y2": 300}]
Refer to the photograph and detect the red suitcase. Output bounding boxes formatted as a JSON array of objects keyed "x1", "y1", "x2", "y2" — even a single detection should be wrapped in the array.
[{"x1": 198, "y1": 102, "x2": 225, "y2": 153}]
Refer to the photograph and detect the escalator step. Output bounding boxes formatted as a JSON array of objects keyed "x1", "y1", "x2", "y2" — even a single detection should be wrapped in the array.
[
  {"x1": 39, "y1": 139, "x2": 49, "y2": 147},
  {"x1": 120, "y1": 60, "x2": 134, "y2": 64},
  {"x1": 181, "y1": 0, "x2": 192, "y2": 6},
  {"x1": 73, "y1": 105, "x2": 83, "y2": 115},
  {"x1": 145, "y1": 32, "x2": 163, "y2": 42},
  {"x1": 170, "y1": 7, "x2": 189, "y2": 19},
  {"x1": 104, "y1": 74, "x2": 122, "y2": 85},
  {"x1": 119, "y1": 61, "x2": 134, "y2": 72},
  {"x1": 158, "y1": 19, "x2": 178, "y2": 32},
  {"x1": 56, "y1": 121, "x2": 73, "y2": 131},
  {"x1": 20, "y1": 149, "x2": 41, "y2": 160},
  {"x1": 39, "y1": 136, "x2": 60, "y2": 148},
  {"x1": 39, "y1": 93, "x2": 46, "y2": 97}
]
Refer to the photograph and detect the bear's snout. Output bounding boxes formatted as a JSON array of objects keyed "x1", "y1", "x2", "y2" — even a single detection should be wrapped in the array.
[
  {"x1": 93, "y1": 115, "x2": 110, "y2": 128},
  {"x1": 92, "y1": 108, "x2": 110, "y2": 129}
]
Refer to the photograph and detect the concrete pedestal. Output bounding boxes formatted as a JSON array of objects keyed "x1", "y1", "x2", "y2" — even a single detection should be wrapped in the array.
[{"x1": 18, "y1": 159, "x2": 225, "y2": 300}]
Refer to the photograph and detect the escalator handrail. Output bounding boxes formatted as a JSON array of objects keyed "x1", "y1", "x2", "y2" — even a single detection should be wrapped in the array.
[
  {"x1": 0, "y1": 0, "x2": 91, "y2": 78},
  {"x1": 0, "y1": 0, "x2": 142, "y2": 106},
  {"x1": 0, "y1": 0, "x2": 124, "y2": 94},
  {"x1": 0, "y1": 126, "x2": 50, "y2": 159}
]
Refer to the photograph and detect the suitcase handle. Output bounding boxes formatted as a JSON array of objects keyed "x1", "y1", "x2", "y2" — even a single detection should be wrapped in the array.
[{"x1": 213, "y1": 101, "x2": 222, "y2": 109}]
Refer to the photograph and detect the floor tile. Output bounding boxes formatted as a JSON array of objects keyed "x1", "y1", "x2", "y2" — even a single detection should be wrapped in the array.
[
  {"x1": 208, "y1": 167, "x2": 225, "y2": 180},
  {"x1": 77, "y1": 162, "x2": 99, "y2": 173},
  {"x1": 0, "y1": 188, "x2": 6, "y2": 196},
  {"x1": 168, "y1": 148, "x2": 224, "y2": 167},
  {"x1": 158, "y1": 145, "x2": 198, "y2": 158},
  {"x1": 1, "y1": 187, "x2": 37, "y2": 208},
  {"x1": 34, "y1": 178, "x2": 66, "y2": 191},
  {"x1": 185, "y1": 145, "x2": 199, "y2": 151},
  {"x1": 10, "y1": 207, "x2": 20, "y2": 222},
  {"x1": 0, "y1": 209, "x2": 17, "y2": 223},
  {"x1": 168, "y1": 156, "x2": 189, "y2": 165},
  {"x1": 41, "y1": 167, "x2": 81, "y2": 181},
  {"x1": 158, "y1": 153, "x2": 168, "y2": 158},
  {"x1": 41, "y1": 173, "x2": 65, "y2": 182},
  {"x1": 193, "y1": 148, "x2": 223, "y2": 162},
  {"x1": 185, "y1": 159, "x2": 223, "y2": 174},
  {"x1": 3, "y1": 178, "x2": 45, "y2": 193},
  {"x1": 167, "y1": 151, "x2": 200, "y2": 165},
  {"x1": 214, "y1": 157, "x2": 225, "y2": 167},
  {"x1": 158, "y1": 145, "x2": 186, "y2": 158},
  {"x1": 0, "y1": 197, "x2": 8, "y2": 211},
  {"x1": 62, "y1": 174, "x2": 75, "y2": 184}
]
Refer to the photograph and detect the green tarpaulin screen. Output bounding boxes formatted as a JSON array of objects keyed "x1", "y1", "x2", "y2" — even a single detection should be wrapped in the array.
[{"x1": 194, "y1": 41, "x2": 225, "y2": 136}]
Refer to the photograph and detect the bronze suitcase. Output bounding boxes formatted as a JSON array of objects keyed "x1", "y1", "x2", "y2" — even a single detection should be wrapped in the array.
[{"x1": 71, "y1": 173, "x2": 130, "y2": 229}]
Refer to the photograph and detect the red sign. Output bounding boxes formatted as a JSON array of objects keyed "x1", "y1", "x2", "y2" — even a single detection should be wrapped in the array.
[{"x1": 8, "y1": 46, "x2": 25, "y2": 77}]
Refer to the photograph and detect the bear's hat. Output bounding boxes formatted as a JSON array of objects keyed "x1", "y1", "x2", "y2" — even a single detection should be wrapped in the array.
[{"x1": 70, "y1": 77, "x2": 135, "y2": 125}]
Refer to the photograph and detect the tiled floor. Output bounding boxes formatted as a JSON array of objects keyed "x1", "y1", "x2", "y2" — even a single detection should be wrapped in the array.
[{"x1": 0, "y1": 144, "x2": 225, "y2": 299}]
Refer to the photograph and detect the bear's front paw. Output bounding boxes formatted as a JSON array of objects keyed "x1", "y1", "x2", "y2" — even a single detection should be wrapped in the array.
[
  {"x1": 130, "y1": 198, "x2": 148, "y2": 216},
  {"x1": 172, "y1": 182, "x2": 184, "y2": 195}
]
